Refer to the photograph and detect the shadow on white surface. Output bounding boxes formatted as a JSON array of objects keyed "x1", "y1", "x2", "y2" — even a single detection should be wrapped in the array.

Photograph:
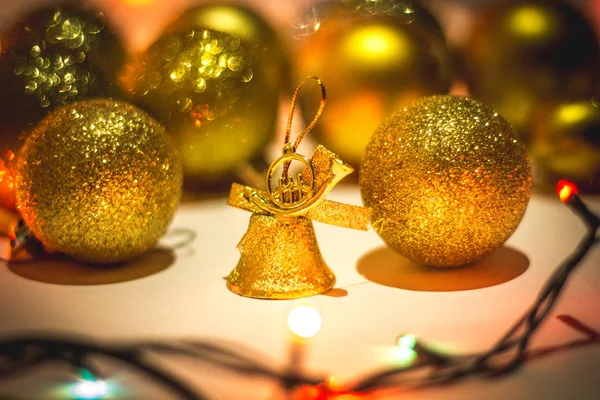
[
  {"x1": 356, "y1": 246, "x2": 529, "y2": 291},
  {"x1": 525, "y1": 315, "x2": 600, "y2": 361},
  {"x1": 321, "y1": 287, "x2": 349, "y2": 297},
  {"x1": 7, "y1": 247, "x2": 175, "y2": 286}
]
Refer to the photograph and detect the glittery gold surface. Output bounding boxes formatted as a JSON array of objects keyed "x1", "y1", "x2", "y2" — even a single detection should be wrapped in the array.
[
  {"x1": 360, "y1": 95, "x2": 531, "y2": 267},
  {"x1": 227, "y1": 214, "x2": 334, "y2": 299},
  {"x1": 228, "y1": 183, "x2": 371, "y2": 231},
  {"x1": 15, "y1": 99, "x2": 182, "y2": 264},
  {"x1": 307, "y1": 200, "x2": 370, "y2": 230},
  {"x1": 0, "y1": 5, "x2": 126, "y2": 209},
  {"x1": 302, "y1": 145, "x2": 337, "y2": 191},
  {"x1": 120, "y1": 5, "x2": 287, "y2": 181},
  {"x1": 227, "y1": 142, "x2": 371, "y2": 299},
  {"x1": 228, "y1": 183, "x2": 263, "y2": 213}
]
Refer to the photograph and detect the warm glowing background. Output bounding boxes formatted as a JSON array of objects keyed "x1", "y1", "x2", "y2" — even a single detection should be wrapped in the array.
[
  {"x1": 0, "y1": 1, "x2": 599, "y2": 399},
  {"x1": 0, "y1": 0, "x2": 597, "y2": 54}
]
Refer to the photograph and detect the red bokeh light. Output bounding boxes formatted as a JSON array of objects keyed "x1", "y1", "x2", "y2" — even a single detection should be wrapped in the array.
[{"x1": 556, "y1": 180, "x2": 578, "y2": 203}]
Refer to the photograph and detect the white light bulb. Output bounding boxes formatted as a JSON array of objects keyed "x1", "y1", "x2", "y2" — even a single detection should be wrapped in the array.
[
  {"x1": 287, "y1": 305, "x2": 322, "y2": 338},
  {"x1": 70, "y1": 380, "x2": 109, "y2": 399}
]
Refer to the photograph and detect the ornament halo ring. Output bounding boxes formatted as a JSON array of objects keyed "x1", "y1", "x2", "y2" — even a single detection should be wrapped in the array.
[{"x1": 266, "y1": 150, "x2": 315, "y2": 210}]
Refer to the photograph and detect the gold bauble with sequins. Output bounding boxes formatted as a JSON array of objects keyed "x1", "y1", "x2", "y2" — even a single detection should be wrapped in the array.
[
  {"x1": 360, "y1": 95, "x2": 531, "y2": 267},
  {"x1": 15, "y1": 99, "x2": 182, "y2": 264},
  {"x1": 120, "y1": 5, "x2": 288, "y2": 183},
  {"x1": 295, "y1": 0, "x2": 451, "y2": 168},
  {"x1": 0, "y1": 5, "x2": 126, "y2": 209}
]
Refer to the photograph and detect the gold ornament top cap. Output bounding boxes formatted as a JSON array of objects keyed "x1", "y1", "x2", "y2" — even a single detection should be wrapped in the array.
[{"x1": 229, "y1": 76, "x2": 371, "y2": 229}]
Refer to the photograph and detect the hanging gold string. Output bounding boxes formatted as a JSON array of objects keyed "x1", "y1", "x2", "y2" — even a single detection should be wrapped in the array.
[{"x1": 282, "y1": 76, "x2": 326, "y2": 176}]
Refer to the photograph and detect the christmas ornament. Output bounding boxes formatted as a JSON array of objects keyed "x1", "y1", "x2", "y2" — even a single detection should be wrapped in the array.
[
  {"x1": 465, "y1": 0, "x2": 600, "y2": 139},
  {"x1": 120, "y1": 4, "x2": 288, "y2": 183},
  {"x1": 360, "y1": 95, "x2": 531, "y2": 267},
  {"x1": 172, "y1": 4, "x2": 290, "y2": 86},
  {"x1": 0, "y1": 4, "x2": 127, "y2": 209},
  {"x1": 227, "y1": 77, "x2": 371, "y2": 299},
  {"x1": 15, "y1": 99, "x2": 182, "y2": 264},
  {"x1": 530, "y1": 98, "x2": 600, "y2": 192},
  {"x1": 295, "y1": 0, "x2": 452, "y2": 168}
]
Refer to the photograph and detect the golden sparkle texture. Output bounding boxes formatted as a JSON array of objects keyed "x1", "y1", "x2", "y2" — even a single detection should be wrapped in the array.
[
  {"x1": 360, "y1": 95, "x2": 531, "y2": 267},
  {"x1": 0, "y1": 4, "x2": 126, "y2": 208},
  {"x1": 121, "y1": 5, "x2": 287, "y2": 180},
  {"x1": 227, "y1": 145, "x2": 371, "y2": 299},
  {"x1": 16, "y1": 99, "x2": 183, "y2": 264},
  {"x1": 0, "y1": 5, "x2": 125, "y2": 112},
  {"x1": 228, "y1": 182, "x2": 371, "y2": 231},
  {"x1": 227, "y1": 213, "x2": 334, "y2": 299}
]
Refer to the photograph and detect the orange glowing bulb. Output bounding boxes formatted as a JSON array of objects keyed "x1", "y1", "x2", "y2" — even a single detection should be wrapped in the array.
[{"x1": 557, "y1": 180, "x2": 578, "y2": 203}]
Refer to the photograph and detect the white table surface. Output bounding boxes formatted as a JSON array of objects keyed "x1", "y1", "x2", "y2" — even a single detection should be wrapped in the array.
[{"x1": 1, "y1": 186, "x2": 600, "y2": 399}]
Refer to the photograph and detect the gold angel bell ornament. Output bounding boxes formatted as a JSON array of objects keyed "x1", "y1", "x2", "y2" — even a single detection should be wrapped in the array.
[{"x1": 227, "y1": 76, "x2": 372, "y2": 299}]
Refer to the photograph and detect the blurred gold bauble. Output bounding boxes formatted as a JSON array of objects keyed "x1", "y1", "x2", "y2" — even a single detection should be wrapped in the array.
[
  {"x1": 173, "y1": 4, "x2": 290, "y2": 86},
  {"x1": 120, "y1": 4, "x2": 289, "y2": 183},
  {"x1": 530, "y1": 97, "x2": 600, "y2": 192},
  {"x1": 360, "y1": 95, "x2": 531, "y2": 267},
  {"x1": 465, "y1": 0, "x2": 600, "y2": 139},
  {"x1": 0, "y1": 4, "x2": 127, "y2": 209},
  {"x1": 16, "y1": 99, "x2": 183, "y2": 264},
  {"x1": 295, "y1": 0, "x2": 452, "y2": 167}
]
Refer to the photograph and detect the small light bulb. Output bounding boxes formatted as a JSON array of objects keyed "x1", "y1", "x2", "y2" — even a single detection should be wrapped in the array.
[
  {"x1": 287, "y1": 305, "x2": 322, "y2": 338},
  {"x1": 393, "y1": 346, "x2": 417, "y2": 362},
  {"x1": 396, "y1": 334, "x2": 417, "y2": 351},
  {"x1": 70, "y1": 380, "x2": 109, "y2": 399},
  {"x1": 557, "y1": 180, "x2": 578, "y2": 203},
  {"x1": 393, "y1": 333, "x2": 418, "y2": 363}
]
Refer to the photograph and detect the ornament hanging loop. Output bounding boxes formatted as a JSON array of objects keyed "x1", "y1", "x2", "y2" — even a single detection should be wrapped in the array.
[{"x1": 285, "y1": 76, "x2": 326, "y2": 151}]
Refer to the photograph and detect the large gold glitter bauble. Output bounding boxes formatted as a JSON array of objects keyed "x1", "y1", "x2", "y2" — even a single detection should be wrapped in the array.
[
  {"x1": 530, "y1": 98, "x2": 600, "y2": 193},
  {"x1": 360, "y1": 95, "x2": 531, "y2": 267},
  {"x1": 0, "y1": 4, "x2": 127, "y2": 208},
  {"x1": 15, "y1": 99, "x2": 183, "y2": 264},
  {"x1": 120, "y1": 4, "x2": 288, "y2": 183},
  {"x1": 295, "y1": 0, "x2": 452, "y2": 168},
  {"x1": 465, "y1": 0, "x2": 600, "y2": 139}
]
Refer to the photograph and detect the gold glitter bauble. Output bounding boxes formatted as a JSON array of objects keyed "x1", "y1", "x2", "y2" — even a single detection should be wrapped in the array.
[
  {"x1": 16, "y1": 99, "x2": 183, "y2": 264},
  {"x1": 530, "y1": 98, "x2": 600, "y2": 193},
  {"x1": 296, "y1": 0, "x2": 452, "y2": 167},
  {"x1": 465, "y1": 0, "x2": 600, "y2": 139},
  {"x1": 0, "y1": 5, "x2": 126, "y2": 209},
  {"x1": 120, "y1": 5, "x2": 288, "y2": 182},
  {"x1": 360, "y1": 95, "x2": 531, "y2": 267}
]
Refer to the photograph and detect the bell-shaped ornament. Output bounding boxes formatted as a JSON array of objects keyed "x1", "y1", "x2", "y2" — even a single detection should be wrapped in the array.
[
  {"x1": 226, "y1": 77, "x2": 371, "y2": 300},
  {"x1": 227, "y1": 214, "x2": 335, "y2": 299}
]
